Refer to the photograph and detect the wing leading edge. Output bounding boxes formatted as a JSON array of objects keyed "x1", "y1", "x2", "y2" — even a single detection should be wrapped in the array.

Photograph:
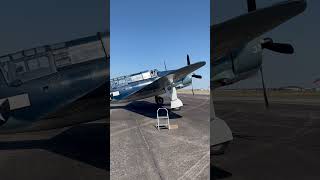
[
  {"x1": 212, "y1": 0, "x2": 307, "y2": 60},
  {"x1": 122, "y1": 61, "x2": 206, "y2": 102}
]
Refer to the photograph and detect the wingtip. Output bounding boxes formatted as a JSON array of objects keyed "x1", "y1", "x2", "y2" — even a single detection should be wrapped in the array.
[
  {"x1": 199, "y1": 61, "x2": 206, "y2": 66},
  {"x1": 192, "y1": 61, "x2": 206, "y2": 67}
]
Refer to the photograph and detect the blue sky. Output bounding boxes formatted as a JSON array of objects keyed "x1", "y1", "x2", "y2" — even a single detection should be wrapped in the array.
[{"x1": 111, "y1": 0, "x2": 210, "y2": 89}]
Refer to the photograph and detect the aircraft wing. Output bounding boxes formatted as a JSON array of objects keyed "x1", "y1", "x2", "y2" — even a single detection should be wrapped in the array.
[
  {"x1": 212, "y1": 0, "x2": 307, "y2": 60},
  {"x1": 122, "y1": 61, "x2": 206, "y2": 102}
]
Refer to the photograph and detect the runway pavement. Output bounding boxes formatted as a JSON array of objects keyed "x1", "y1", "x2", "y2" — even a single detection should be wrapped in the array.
[
  {"x1": 212, "y1": 97, "x2": 320, "y2": 180},
  {"x1": 0, "y1": 94, "x2": 109, "y2": 180},
  {"x1": 0, "y1": 120, "x2": 109, "y2": 180},
  {"x1": 110, "y1": 94, "x2": 210, "y2": 180}
]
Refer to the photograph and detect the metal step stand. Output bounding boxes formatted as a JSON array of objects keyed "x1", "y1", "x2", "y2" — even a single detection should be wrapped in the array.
[{"x1": 156, "y1": 108, "x2": 170, "y2": 130}]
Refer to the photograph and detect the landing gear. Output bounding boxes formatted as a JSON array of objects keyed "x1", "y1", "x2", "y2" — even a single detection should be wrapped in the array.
[
  {"x1": 211, "y1": 103, "x2": 233, "y2": 155},
  {"x1": 155, "y1": 86, "x2": 183, "y2": 109},
  {"x1": 171, "y1": 107, "x2": 181, "y2": 111},
  {"x1": 155, "y1": 96, "x2": 164, "y2": 106},
  {"x1": 166, "y1": 86, "x2": 183, "y2": 109}
]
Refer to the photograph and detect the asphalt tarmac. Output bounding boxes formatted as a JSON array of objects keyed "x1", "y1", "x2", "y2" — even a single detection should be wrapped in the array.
[
  {"x1": 0, "y1": 119, "x2": 109, "y2": 180},
  {"x1": 212, "y1": 97, "x2": 320, "y2": 180},
  {"x1": 110, "y1": 94, "x2": 210, "y2": 180}
]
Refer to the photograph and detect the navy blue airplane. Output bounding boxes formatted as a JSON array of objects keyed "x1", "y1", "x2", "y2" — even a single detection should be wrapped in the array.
[
  {"x1": 211, "y1": 0, "x2": 307, "y2": 153},
  {"x1": 110, "y1": 55, "x2": 206, "y2": 109},
  {"x1": 0, "y1": 31, "x2": 109, "y2": 133}
]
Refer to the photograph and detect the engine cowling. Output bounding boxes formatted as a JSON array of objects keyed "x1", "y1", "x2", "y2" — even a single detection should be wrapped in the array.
[
  {"x1": 212, "y1": 40, "x2": 263, "y2": 88},
  {"x1": 175, "y1": 75, "x2": 192, "y2": 89},
  {"x1": 233, "y1": 42, "x2": 262, "y2": 74}
]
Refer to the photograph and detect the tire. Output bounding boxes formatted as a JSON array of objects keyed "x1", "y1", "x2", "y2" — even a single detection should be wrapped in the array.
[{"x1": 155, "y1": 96, "x2": 164, "y2": 105}]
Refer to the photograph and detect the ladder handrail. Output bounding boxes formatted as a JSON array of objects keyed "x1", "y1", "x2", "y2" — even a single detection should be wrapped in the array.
[
  {"x1": 157, "y1": 108, "x2": 169, "y2": 119},
  {"x1": 156, "y1": 108, "x2": 170, "y2": 130}
]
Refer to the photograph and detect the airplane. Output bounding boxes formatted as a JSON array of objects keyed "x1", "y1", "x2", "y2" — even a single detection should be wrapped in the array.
[
  {"x1": 110, "y1": 55, "x2": 206, "y2": 110},
  {"x1": 0, "y1": 31, "x2": 110, "y2": 133},
  {"x1": 211, "y1": 0, "x2": 307, "y2": 154}
]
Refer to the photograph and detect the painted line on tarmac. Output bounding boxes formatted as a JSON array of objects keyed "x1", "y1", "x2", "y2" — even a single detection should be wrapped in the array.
[
  {"x1": 143, "y1": 128, "x2": 209, "y2": 149},
  {"x1": 177, "y1": 151, "x2": 210, "y2": 180},
  {"x1": 110, "y1": 117, "x2": 154, "y2": 137}
]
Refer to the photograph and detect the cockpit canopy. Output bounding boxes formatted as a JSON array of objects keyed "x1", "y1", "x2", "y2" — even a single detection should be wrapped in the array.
[
  {"x1": 111, "y1": 69, "x2": 158, "y2": 89},
  {"x1": 0, "y1": 33, "x2": 107, "y2": 86},
  {"x1": 0, "y1": 47, "x2": 54, "y2": 86}
]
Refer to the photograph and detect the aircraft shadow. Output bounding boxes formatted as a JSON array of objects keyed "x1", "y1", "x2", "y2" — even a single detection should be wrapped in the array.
[
  {"x1": 211, "y1": 164, "x2": 233, "y2": 179},
  {"x1": 111, "y1": 101, "x2": 182, "y2": 119},
  {"x1": 0, "y1": 122, "x2": 109, "y2": 170}
]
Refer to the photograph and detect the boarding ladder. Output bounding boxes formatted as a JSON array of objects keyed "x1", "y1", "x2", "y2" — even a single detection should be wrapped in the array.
[{"x1": 156, "y1": 108, "x2": 170, "y2": 130}]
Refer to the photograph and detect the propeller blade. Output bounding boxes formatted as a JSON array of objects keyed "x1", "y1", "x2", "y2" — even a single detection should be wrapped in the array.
[
  {"x1": 164, "y1": 60, "x2": 167, "y2": 71},
  {"x1": 259, "y1": 66, "x2": 269, "y2": 108},
  {"x1": 192, "y1": 74, "x2": 202, "y2": 79},
  {"x1": 187, "y1": 54, "x2": 201, "y2": 94},
  {"x1": 191, "y1": 83, "x2": 195, "y2": 96},
  {"x1": 247, "y1": 0, "x2": 257, "y2": 12},
  {"x1": 187, "y1": 54, "x2": 191, "y2": 65},
  {"x1": 262, "y1": 42, "x2": 294, "y2": 54}
]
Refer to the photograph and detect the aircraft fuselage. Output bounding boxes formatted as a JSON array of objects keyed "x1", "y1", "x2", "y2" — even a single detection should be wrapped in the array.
[
  {"x1": 0, "y1": 32, "x2": 109, "y2": 133},
  {"x1": 110, "y1": 69, "x2": 192, "y2": 103}
]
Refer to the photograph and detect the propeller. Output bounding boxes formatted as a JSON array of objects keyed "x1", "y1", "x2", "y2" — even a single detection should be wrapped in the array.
[
  {"x1": 187, "y1": 54, "x2": 202, "y2": 79},
  {"x1": 246, "y1": 0, "x2": 295, "y2": 108},
  {"x1": 164, "y1": 60, "x2": 167, "y2": 71},
  {"x1": 259, "y1": 66, "x2": 269, "y2": 108},
  {"x1": 191, "y1": 83, "x2": 195, "y2": 96},
  {"x1": 187, "y1": 54, "x2": 203, "y2": 96},
  {"x1": 261, "y1": 38, "x2": 294, "y2": 54},
  {"x1": 259, "y1": 38, "x2": 294, "y2": 108},
  {"x1": 247, "y1": 0, "x2": 257, "y2": 12},
  {"x1": 192, "y1": 74, "x2": 202, "y2": 79},
  {"x1": 187, "y1": 55, "x2": 191, "y2": 65}
]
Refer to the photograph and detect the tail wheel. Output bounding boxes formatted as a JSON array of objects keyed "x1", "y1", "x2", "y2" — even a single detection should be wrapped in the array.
[{"x1": 155, "y1": 96, "x2": 164, "y2": 105}]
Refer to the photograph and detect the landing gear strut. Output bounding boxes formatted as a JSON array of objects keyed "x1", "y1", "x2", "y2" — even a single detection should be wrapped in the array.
[
  {"x1": 166, "y1": 86, "x2": 183, "y2": 109},
  {"x1": 155, "y1": 96, "x2": 164, "y2": 106},
  {"x1": 211, "y1": 103, "x2": 233, "y2": 155}
]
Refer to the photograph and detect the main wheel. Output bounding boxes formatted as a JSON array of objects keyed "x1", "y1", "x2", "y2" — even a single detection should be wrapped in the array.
[{"x1": 155, "y1": 96, "x2": 164, "y2": 105}]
